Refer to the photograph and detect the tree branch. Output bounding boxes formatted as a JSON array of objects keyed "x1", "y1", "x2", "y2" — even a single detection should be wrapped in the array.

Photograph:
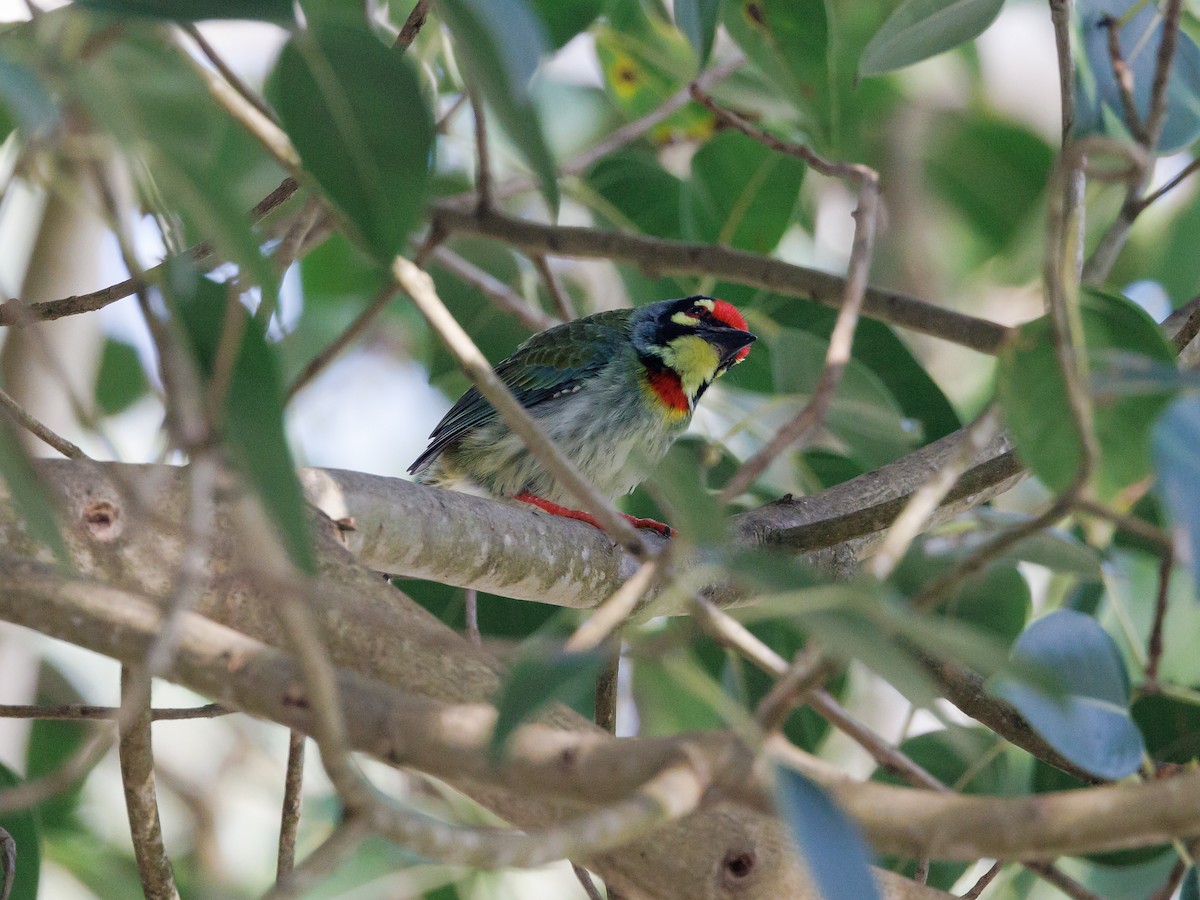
[{"x1": 429, "y1": 204, "x2": 1013, "y2": 354}]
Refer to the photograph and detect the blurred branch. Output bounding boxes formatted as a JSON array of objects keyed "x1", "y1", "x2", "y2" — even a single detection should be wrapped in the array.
[
  {"x1": 531, "y1": 254, "x2": 576, "y2": 321},
  {"x1": 0, "y1": 828, "x2": 11, "y2": 900},
  {"x1": 118, "y1": 666, "x2": 180, "y2": 900},
  {"x1": 430, "y1": 246, "x2": 559, "y2": 332},
  {"x1": 180, "y1": 23, "x2": 279, "y2": 127},
  {"x1": 0, "y1": 386, "x2": 87, "y2": 458},
  {"x1": 429, "y1": 204, "x2": 1012, "y2": 354}
]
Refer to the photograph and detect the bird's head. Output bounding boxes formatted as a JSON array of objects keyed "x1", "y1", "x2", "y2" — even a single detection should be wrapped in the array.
[{"x1": 633, "y1": 296, "x2": 756, "y2": 414}]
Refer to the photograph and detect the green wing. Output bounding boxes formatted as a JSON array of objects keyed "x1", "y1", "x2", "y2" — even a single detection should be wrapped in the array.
[{"x1": 408, "y1": 310, "x2": 633, "y2": 474}]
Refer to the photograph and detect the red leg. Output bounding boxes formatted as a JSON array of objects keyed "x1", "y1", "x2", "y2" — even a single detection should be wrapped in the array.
[{"x1": 514, "y1": 492, "x2": 673, "y2": 538}]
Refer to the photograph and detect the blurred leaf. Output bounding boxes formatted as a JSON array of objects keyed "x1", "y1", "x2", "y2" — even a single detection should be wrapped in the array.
[
  {"x1": 438, "y1": 0, "x2": 559, "y2": 211},
  {"x1": 874, "y1": 728, "x2": 1013, "y2": 889},
  {"x1": 587, "y1": 149, "x2": 684, "y2": 238},
  {"x1": 95, "y1": 339, "x2": 151, "y2": 416},
  {"x1": 26, "y1": 663, "x2": 96, "y2": 832},
  {"x1": 177, "y1": 277, "x2": 315, "y2": 572},
  {"x1": 989, "y1": 609, "x2": 1145, "y2": 780},
  {"x1": 0, "y1": 52, "x2": 56, "y2": 137},
  {"x1": 894, "y1": 549, "x2": 1031, "y2": 645},
  {"x1": 682, "y1": 131, "x2": 805, "y2": 253},
  {"x1": 755, "y1": 296, "x2": 961, "y2": 440},
  {"x1": 74, "y1": 31, "x2": 278, "y2": 299},
  {"x1": 676, "y1": 0, "x2": 722, "y2": 67},
  {"x1": 722, "y1": 0, "x2": 833, "y2": 145},
  {"x1": 1132, "y1": 692, "x2": 1200, "y2": 763},
  {"x1": 858, "y1": 0, "x2": 1004, "y2": 77},
  {"x1": 765, "y1": 325, "x2": 920, "y2": 469},
  {"x1": 1078, "y1": 0, "x2": 1200, "y2": 153},
  {"x1": 0, "y1": 761, "x2": 41, "y2": 900},
  {"x1": 922, "y1": 510, "x2": 1103, "y2": 580},
  {"x1": 774, "y1": 766, "x2": 880, "y2": 900},
  {"x1": 1185, "y1": 866, "x2": 1200, "y2": 900},
  {"x1": 529, "y1": 0, "x2": 603, "y2": 48},
  {"x1": 997, "y1": 288, "x2": 1176, "y2": 501},
  {"x1": 925, "y1": 115, "x2": 1053, "y2": 255},
  {"x1": 76, "y1": 0, "x2": 294, "y2": 20},
  {"x1": 272, "y1": 24, "x2": 433, "y2": 262},
  {"x1": 491, "y1": 645, "x2": 607, "y2": 758},
  {"x1": 1153, "y1": 394, "x2": 1200, "y2": 589},
  {"x1": 0, "y1": 417, "x2": 67, "y2": 564}
]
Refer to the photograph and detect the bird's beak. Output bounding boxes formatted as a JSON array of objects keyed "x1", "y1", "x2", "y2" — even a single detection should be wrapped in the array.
[{"x1": 705, "y1": 327, "x2": 756, "y2": 369}]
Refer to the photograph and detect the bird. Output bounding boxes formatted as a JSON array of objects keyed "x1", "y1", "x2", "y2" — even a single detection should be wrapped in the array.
[{"x1": 408, "y1": 295, "x2": 756, "y2": 537}]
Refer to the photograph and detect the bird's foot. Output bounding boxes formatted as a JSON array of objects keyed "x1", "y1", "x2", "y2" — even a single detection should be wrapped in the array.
[{"x1": 514, "y1": 492, "x2": 674, "y2": 538}]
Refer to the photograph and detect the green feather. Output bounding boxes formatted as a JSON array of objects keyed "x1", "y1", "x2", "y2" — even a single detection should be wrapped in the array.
[{"x1": 409, "y1": 309, "x2": 635, "y2": 473}]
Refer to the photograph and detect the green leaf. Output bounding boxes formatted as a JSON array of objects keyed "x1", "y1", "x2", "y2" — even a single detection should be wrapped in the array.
[
  {"x1": 989, "y1": 609, "x2": 1146, "y2": 780},
  {"x1": 490, "y1": 645, "x2": 607, "y2": 758},
  {"x1": 997, "y1": 288, "x2": 1176, "y2": 501},
  {"x1": 95, "y1": 339, "x2": 151, "y2": 416},
  {"x1": 0, "y1": 417, "x2": 67, "y2": 564},
  {"x1": 1132, "y1": 693, "x2": 1200, "y2": 764},
  {"x1": 682, "y1": 131, "x2": 805, "y2": 253},
  {"x1": 858, "y1": 0, "x2": 1005, "y2": 78},
  {"x1": 272, "y1": 25, "x2": 433, "y2": 263},
  {"x1": 75, "y1": 0, "x2": 294, "y2": 20},
  {"x1": 528, "y1": 0, "x2": 603, "y2": 48},
  {"x1": 676, "y1": 0, "x2": 722, "y2": 67},
  {"x1": 26, "y1": 663, "x2": 97, "y2": 832},
  {"x1": 1078, "y1": 0, "x2": 1200, "y2": 153},
  {"x1": 925, "y1": 115, "x2": 1053, "y2": 255},
  {"x1": 587, "y1": 149, "x2": 685, "y2": 238},
  {"x1": 922, "y1": 510, "x2": 1103, "y2": 580},
  {"x1": 1154, "y1": 394, "x2": 1200, "y2": 590},
  {"x1": 176, "y1": 277, "x2": 316, "y2": 573},
  {"x1": 0, "y1": 761, "x2": 41, "y2": 900},
  {"x1": 437, "y1": 0, "x2": 559, "y2": 212},
  {"x1": 774, "y1": 766, "x2": 880, "y2": 900},
  {"x1": 722, "y1": 0, "x2": 833, "y2": 145}
]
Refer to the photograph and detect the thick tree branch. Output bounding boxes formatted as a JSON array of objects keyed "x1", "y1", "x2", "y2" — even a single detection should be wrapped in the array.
[{"x1": 3, "y1": 558, "x2": 1200, "y2": 865}]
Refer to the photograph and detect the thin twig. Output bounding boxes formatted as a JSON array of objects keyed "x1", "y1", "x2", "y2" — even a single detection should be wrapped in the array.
[
  {"x1": 960, "y1": 861, "x2": 1002, "y2": 899},
  {"x1": 571, "y1": 863, "x2": 605, "y2": 900},
  {"x1": 118, "y1": 666, "x2": 180, "y2": 900},
  {"x1": 0, "y1": 703, "x2": 228, "y2": 721},
  {"x1": 531, "y1": 254, "x2": 577, "y2": 321},
  {"x1": 594, "y1": 647, "x2": 620, "y2": 735},
  {"x1": 284, "y1": 283, "x2": 399, "y2": 401},
  {"x1": 469, "y1": 85, "x2": 493, "y2": 212},
  {"x1": 1101, "y1": 16, "x2": 1143, "y2": 140},
  {"x1": 393, "y1": 257, "x2": 654, "y2": 555},
  {"x1": 395, "y1": 0, "x2": 431, "y2": 51},
  {"x1": 430, "y1": 246, "x2": 558, "y2": 332},
  {"x1": 276, "y1": 730, "x2": 306, "y2": 881},
  {"x1": 0, "y1": 387, "x2": 87, "y2": 458},
  {"x1": 0, "y1": 177, "x2": 300, "y2": 327},
  {"x1": 754, "y1": 650, "x2": 835, "y2": 734},
  {"x1": 1146, "y1": 854, "x2": 1189, "y2": 900},
  {"x1": 181, "y1": 23, "x2": 279, "y2": 126},
  {"x1": 266, "y1": 816, "x2": 371, "y2": 900},
  {"x1": 1138, "y1": 155, "x2": 1200, "y2": 212},
  {"x1": 1146, "y1": 547, "x2": 1174, "y2": 684},
  {"x1": 1025, "y1": 861, "x2": 1103, "y2": 900}
]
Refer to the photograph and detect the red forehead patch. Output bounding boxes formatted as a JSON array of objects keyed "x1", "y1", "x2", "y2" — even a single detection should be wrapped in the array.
[{"x1": 710, "y1": 299, "x2": 748, "y2": 332}]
